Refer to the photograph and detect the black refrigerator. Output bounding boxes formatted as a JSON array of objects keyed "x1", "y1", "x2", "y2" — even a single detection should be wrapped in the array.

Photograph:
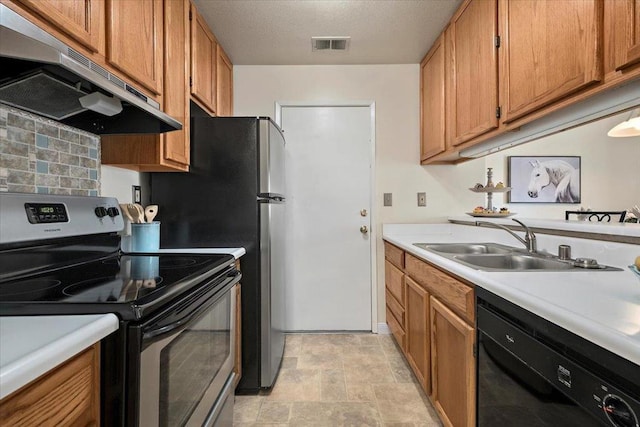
[{"x1": 149, "y1": 115, "x2": 286, "y2": 394}]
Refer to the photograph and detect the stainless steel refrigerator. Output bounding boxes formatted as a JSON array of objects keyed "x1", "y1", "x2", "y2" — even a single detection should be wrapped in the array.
[{"x1": 149, "y1": 114, "x2": 286, "y2": 393}]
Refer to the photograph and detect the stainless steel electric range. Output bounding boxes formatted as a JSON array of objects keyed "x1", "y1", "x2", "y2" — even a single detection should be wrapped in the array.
[{"x1": 0, "y1": 193, "x2": 241, "y2": 426}]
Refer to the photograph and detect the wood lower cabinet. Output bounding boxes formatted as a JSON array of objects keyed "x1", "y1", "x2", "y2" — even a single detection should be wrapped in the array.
[
  {"x1": 15, "y1": 0, "x2": 104, "y2": 53},
  {"x1": 216, "y1": 44, "x2": 234, "y2": 117},
  {"x1": 106, "y1": 0, "x2": 163, "y2": 96},
  {"x1": 405, "y1": 276, "x2": 431, "y2": 394},
  {"x1": 420, "y1": 32, "x2": 447, "y2": 161},
  {"x1": 383, "y1": 240, "x2": 476, "y2": 427},
  {"x1": 430, "y1": 297, "x2": 475, "y2": 427},
  {"x1": 500, "y1": 0, "x2": 603, "y2": 123},
  {"x1": 450, "y1": 0, "x2": 499, "y2": 146},
  {"x1": 101, "y1": 0, "x2": 189, "y2": 172},
  {"x1": 0, "y1": 344, "x2": 100, "y2": 426},
  {"x1": 190, "y1": 3, "x2": 217, "y2": 115},
  {"x1": 234, "y1": 282, "x2": 242, "y2": 386}
]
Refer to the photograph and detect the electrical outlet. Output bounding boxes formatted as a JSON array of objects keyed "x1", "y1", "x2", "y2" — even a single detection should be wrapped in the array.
[
  {"x1": 132, "y1": 185, "x2": 141, "y2": 203},
  {"x1": 417, "y1": 192, "x2": 426, "y2": 207},
  {"x1": 383, "y1": 193, "x2": 392, "y2": 206}
]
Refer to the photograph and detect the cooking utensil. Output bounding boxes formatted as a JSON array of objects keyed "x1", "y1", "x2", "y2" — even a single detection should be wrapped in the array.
[
  {"x1": 126, "y1": 204, "x2": 143, "y2": 223},
  {"x1": 120, "y1": 203, "x2": 135, "y2": 223},
  {"x1": 144, "y1": 205, "x2": 158, "y2": 223},
  {"x1": 134, "y1": 204, "x2": 146, "y2": 223}
]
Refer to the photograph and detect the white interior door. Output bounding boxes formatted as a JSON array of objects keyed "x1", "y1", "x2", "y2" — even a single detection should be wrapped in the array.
[{"x1": 280, "y1": 105, "x2": 372, "y2": 331}]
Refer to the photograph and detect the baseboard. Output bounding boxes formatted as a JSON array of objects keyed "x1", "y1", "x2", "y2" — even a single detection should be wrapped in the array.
[{"x1": 377, "y1": 323, "x2": 391, "y2": 334}]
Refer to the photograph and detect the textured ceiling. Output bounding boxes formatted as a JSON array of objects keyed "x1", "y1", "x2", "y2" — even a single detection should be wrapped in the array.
[{"x1": 193, "y1": 0, "x2": 463, "y2": 65}]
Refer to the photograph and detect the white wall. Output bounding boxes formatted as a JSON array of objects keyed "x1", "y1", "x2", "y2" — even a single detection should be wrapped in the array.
[
  {"x1": 234, "y1": 65, "x2": 484, "y2": 325},
  {"x1": 479, "y1": 112, "x2": 640, "y2": 218},
  {"x1": 100, "y1": 165, "x2": 140, "y2": 203}
]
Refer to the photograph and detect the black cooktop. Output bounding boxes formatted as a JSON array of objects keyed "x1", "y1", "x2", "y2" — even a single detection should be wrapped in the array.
[{"x1": 0, "y1": 253, "x2": 235, "y2": 321}]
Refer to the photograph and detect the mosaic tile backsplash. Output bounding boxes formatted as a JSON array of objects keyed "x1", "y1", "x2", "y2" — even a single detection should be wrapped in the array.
[{"x1": 0, "y1": 105, "x2": 100, "y2": 195}]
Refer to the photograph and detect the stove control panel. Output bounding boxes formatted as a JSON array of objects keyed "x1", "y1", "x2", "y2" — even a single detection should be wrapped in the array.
[
  {"x1": 25, "y1": 203, "x2": 69, "y2": 224},
  {"x1": 0, "y1": 193, "x2": 124, "y2": 245}
]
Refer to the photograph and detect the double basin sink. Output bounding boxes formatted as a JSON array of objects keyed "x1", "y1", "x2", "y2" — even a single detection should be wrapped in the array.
[{"x1": 413, "y1": 243, "x2": 620, "y2": 272}]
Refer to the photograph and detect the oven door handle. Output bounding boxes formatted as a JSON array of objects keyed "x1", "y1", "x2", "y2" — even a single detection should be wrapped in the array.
[{"x1": 142, "y1": 271, "x2": 240, "y2": 342}]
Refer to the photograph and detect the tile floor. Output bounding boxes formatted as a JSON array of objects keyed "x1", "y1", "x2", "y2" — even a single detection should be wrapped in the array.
[{"x1": 233, "y1": 333, "x2": 442, "y2": 426}]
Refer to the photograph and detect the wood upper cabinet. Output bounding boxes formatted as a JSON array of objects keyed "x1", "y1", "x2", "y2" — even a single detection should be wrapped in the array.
[
  {"x1": 190, "y1": 3, "x2": 217, "y2": 115},
  {"x1": 420, "y1": 32, "x2": 447, "y2": 161},
  {"x1": 107, "y1": 0, "x2": 163, "y2": 96},
  {"x1": 500, "y1": 0, "x2": 603, "y2": 123},
  {"x1": 16, "y1": 0, "x2": 104, "y2": 53},
  {"x1": 450, "y1": 0, "x2": 499, "y2": 146},
  {"x1": 217, "y1": 44, "x2": 234, "y2": 117},
  {"x1": 162, "y1": 0, "x2": 190, "y2": 167},
  {"x1": 430, "y1": 296, "x2": 475, "y2": 427},
  {"x1": 101, "y1": 0, "x2": 189, "y2": 172},
  {"x1": 405, "y1": 276, "x2": 431, "y2": 394},
  {"x1": 0, "y1": 344, "x2": 100, "y2": 426},
  {"x1": 609, "y1": 0, "x2": 640, "y2": 72}
]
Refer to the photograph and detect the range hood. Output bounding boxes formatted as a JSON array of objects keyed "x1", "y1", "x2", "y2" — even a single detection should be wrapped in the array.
[
  {"x1": 459, "y1": 79, "x2": 640, "y2": 158},
  {"x1": 0, "y1": 4, "x2": 181, "y2": 135}
]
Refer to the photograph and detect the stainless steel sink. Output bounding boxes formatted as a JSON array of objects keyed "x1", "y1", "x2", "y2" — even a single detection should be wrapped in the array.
[
  {"x1": 453, "y1": 254, "x2": 574, "y2": 271},
  {"x1": 413, "y1": 242, "x2": 518, "y2": 255},
  {"x1": 413, "y1": 242, "x2": 621, "y2": 272}
]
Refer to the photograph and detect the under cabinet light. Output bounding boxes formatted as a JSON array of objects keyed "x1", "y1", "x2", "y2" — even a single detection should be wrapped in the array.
[{"x1": 608, "y1": 108, "x2": 640, "y2": 137}]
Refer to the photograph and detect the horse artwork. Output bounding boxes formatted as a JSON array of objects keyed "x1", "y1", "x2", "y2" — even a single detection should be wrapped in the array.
[{"x1": 508, "y1": 156, "x2": 581, "y2": 203}]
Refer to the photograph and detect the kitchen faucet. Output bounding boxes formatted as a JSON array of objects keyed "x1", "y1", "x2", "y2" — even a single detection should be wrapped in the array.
[{"x1": 476, "y1": 219, "x2": 538, "y2": 253}]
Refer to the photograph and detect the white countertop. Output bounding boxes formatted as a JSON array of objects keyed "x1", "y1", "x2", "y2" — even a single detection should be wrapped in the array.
[
  {"x1": 154, "y1": 247, "x2": 246, "y2": 259},
  {"x1": 125, "y1": 246, "x2": 246, "y2": 259},
  {"x1": 383, "y1": 223, "x2": 640, "y2": 366},
  {"x1": 0, "y1": 314, "x2": 119, "y2": 400}
]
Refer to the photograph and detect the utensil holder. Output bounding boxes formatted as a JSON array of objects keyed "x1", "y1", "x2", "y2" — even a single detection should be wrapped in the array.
[{"x1": 130, "y1": 222, "x2": 160, "y2": 252}]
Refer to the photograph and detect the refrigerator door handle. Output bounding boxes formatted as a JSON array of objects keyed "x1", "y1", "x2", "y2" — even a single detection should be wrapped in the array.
[
  {"x1": 258, "y1": 192, "x2": 285, "y2": 200},
  {"x1": 257, "y1": 195, "x2": 285, "y2": 204}
]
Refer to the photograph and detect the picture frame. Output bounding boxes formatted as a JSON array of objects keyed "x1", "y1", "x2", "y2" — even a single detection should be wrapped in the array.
[{"x1": 507, "y1": 156, "x2": 581, "y2": 203}]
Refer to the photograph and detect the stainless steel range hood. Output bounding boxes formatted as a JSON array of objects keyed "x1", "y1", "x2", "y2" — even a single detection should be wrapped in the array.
[{"x1": 0, "y1": 4, "x2": 181, "y2": 135}]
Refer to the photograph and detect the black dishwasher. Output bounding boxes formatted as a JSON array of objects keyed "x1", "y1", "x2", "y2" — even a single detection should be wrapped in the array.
[{"x1": 476, "y1": 288, "x2": 640, "y2": 427}]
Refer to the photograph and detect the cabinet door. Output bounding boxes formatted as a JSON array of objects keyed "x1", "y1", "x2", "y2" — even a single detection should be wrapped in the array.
[
  {"x1": 420, "y1": 32, "x2": 446, "y2": 160},
  {"x1": 430, "y1": 296, "x2": 475, "y2": 427},
  {"x1": 216, "y1": 45, "x2": 234, "y2": 117},
  {"x1": 163, "y1": 0, "x2": 190, "y2": 166},
  {"x1": 611, "y1": 0, "x2": 640, "y2": 71},
  {"x1": 0, "y1": 344, "x2": 100, "y2": 426},
  {"x1": 450, "y1": 0, "x2": 499, "y2": 146},
  {"x1": 501, "y1": 0, "x2": 603, "y2": 123},
  {"x1": 405, "y1": 277, "x2": 430, "y2": 394},
  {"x1": 107, "y1": 0, "x2": 163, "y2": 95},
  {"x1": 190, "y1": 4, "x2": 217, "y2": 114},
  {"x1": 17, "y1": 0, "x2": 104, "y2": 52}
]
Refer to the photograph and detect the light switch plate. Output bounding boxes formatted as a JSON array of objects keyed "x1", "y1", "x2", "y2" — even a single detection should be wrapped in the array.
[
  {"x1": 417, "y1": 192, "x2": 426, "y2": 207},
  {"x1": 383, "y1": 193, "x2": 392, "y2": 206},
  {"x1": 132, "y1": 185, "x2": 141, "y2": 203}
]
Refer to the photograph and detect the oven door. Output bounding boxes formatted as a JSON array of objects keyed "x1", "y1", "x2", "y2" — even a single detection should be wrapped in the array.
[{"x1": 138, "y1": 275, "x2": 238, "y2": 427}]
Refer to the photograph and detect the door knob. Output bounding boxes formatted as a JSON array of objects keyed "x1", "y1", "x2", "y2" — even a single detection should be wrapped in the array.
[
  {"x1": 360, "y1": 209, "x2": 368, "y2": 217},
  {"x1": 360, "y1": 225, "x2": 368, "y2": 234}
]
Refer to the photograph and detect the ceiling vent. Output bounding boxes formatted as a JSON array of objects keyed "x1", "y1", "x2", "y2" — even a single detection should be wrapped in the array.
[{"x1": 311, "y1": 37, "x2": 350, "y2": 52}]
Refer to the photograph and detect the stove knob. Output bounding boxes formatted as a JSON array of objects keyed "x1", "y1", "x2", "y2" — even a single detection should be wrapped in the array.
[
  {"x1": 94, "y1": 207, "x2": 108, "y2": 218},
  {"x1": 603, "y1": 395, "x2": 638, "y2": 427},
  {"x1": 107, "y1": 207, "x2": 120, "y2": 217}
]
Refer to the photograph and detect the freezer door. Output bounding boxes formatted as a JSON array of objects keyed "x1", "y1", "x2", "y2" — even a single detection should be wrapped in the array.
[
  {"x1": 260, "y1": 200, "x2": 286, "y2": 388},
  {"x1": 259, "y1": 119, "x2": 286, "y2": 199}
]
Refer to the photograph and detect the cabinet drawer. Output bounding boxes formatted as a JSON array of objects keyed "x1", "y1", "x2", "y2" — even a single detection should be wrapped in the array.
[
  {"x1": 406, "y1": 254, "x2": 474, "y2": 324},
  {"x1": 385, "y1": 259, "x2": 405, "y2": 306},
  {"x1": 384, "y1": 242, "x2": 405, "y2": 269},
  {"x1": 0, "y1": 344, "x2": 100, "y2": 426},
  {"x1": 386, "y1": 307, "x2": 405, "y2": 351},
  {"x1": 386, "y1": 290, "x2": 405, "y2": 327}
]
